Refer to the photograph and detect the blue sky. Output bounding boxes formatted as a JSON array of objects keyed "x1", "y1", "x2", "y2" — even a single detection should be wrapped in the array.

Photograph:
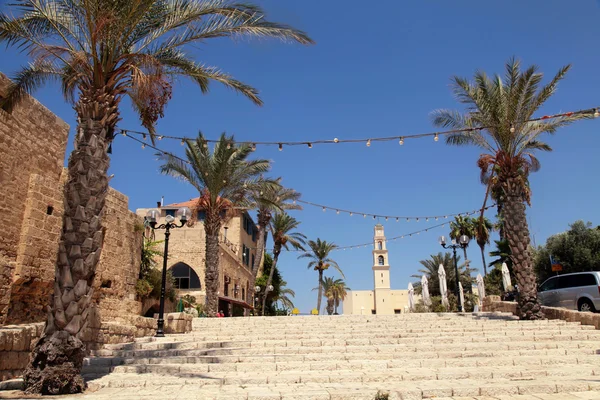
[{"x1": 1, "y1": 0, "x2": 600, "y2": 314}]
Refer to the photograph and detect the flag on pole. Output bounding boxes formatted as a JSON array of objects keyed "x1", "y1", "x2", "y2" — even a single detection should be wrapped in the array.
[{"x1": 550, "y1": 255, "x2": 562, "y2": 272}]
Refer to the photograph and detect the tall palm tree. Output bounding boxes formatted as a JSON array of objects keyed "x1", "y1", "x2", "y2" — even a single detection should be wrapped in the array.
[
  {"x1": 449, "y1": 215, "x2": 476, "y2": 264},
  {"x1": 431, "y1": 58, "x2": 584, "y2": 319},
  {"x1": 299, "y1": 239, "x2": 344, "y2": 314},
  {"x1": 0, "y1": 0, "x2": 311, "y2": 393},
  {"x1": 250, "y1": 180, "x2": 302, "y2": 310},
  {"x1": 331, "y1": 279, "x2": 350, "y2": 315},
  {"x1": 472, "y1": 216, "x2": 494, "y2": 275},
  {"x1": 411, "y1": 252, "x2": 474, "y2": 296},
  {"x1": 261, "y1": 212, "x2": 306, "y2": 315},
  {"x1": 317, "y1": 276, "x2": 337, "y2": 315},
  {"x1": 160, "y1": 132, "x2": 274, "y2": 316},
  {"x1": 273, "y1": 285, "x2": 296, "y2": 312}
]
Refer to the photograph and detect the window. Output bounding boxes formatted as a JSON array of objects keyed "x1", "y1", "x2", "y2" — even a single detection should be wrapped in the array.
[
  {"x1": 252, "y1": 228, "x2": 257, "y2": 242},
  {"x1": 378, "y1": 255, "x2": 384, "y2": 265},
  {"x1": 378, "y1": 241, "x2": 382, "y2": 250},
  {"x1": 165, "y1": 209, "x2": 176, "y2": 217},
  {"x1": 242, "y1": 288, "x2": 245, "y2": 302},
  {"x1": 197, "y1": 210, "x2": 206, "y2": 221},
  {"x1": 559, "y1": 273, "x2": 597, "y2": 289},
  {"x1": 224, "y1": 278, "x2": 229, "y2": 297},
  {"x1": 371, "y1": 310, "x2": 376, "y2": 314},
  {"x1": 170, "y1": 262, "x2": 201, "y2": 289},
  {"x1": 539, "y1": 277, "x2": 558, "y2": 292},
  {"x1": 242, "y1": 245, "x2": 249, "y2": 266},
  {"x1": 251, "y1": 254, "x2": 255, "y2": 269},
  {"x1": 394, "y1": 309, "x2": 401, "y2": 314},
  {"x1": 381, "y1": 273, "x2": 383, "y2": 277}
]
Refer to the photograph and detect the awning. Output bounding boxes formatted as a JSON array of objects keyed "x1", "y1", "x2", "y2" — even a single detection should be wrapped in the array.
[{"x1": 219, "y1": 296, "x2": 254, "y2": 309}]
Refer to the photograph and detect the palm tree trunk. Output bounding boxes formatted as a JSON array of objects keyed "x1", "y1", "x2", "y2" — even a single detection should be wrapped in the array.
[
  {"x1": 261, "y1": 245, "x2": 281, "y2": 316},
  {"x1": 480, "y1": 244, "x2": 487, "y2": 275},
  {"x1": 204, "y1": 212, "x2": 221, "y2": 316},
  {"x1": 316, "y1": 270, "x2": 323, "y2": 314},
  {"x1": 502, "y1": 177, "x2": 543, "y2": 320},
  {"x1": 463, "y1": 247, "x2": 468, "y2": 266},
  {"x1": 24, "y1": 89, "x2": 118, "y2": 395},
  {"x1": 249, "y1": 212, "x2": 269, "y2": 315}
]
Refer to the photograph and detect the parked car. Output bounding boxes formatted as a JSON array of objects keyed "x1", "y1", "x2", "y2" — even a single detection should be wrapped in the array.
[{"x1": 537, "y1": 272, "x2": 600, "y2": 312}]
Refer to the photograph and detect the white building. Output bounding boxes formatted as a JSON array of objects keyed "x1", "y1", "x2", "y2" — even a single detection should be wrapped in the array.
[{"x1": 343, "y1": 224, "x2": 409, "y2": 315}]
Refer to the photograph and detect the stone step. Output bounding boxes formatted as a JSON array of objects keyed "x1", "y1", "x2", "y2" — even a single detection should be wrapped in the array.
[
  {"x1": 84, "y1": 346, "x2": 600, "y2": 368},
  {"x1": 84, "y1": 374, "x2": 600, "y2": 399},
  {"x1": 82, "y1": 353, "x2": 600, "y2": 375},
  {"x1": 90, "y1": 339, "x2": 599, "y2": 357}
]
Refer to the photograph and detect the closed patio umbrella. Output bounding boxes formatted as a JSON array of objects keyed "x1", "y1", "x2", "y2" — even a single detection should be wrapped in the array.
[
  {"x1": 438, "y1": 264, "x2": 449, "y2": 309},
  {"x1": 408, "y1": 282, "x2": 415, "y2": 312},
  {"x1": 421, "y1": 275, "x2": 432, "y2": 307},
  {"x1": 476, "y1": 273, "x2": 486, "y2": 307},
  {"x1": 458, "y1": 282, "x2": 465, "y2": 312},
  {"x1": 501, "y1": 262, "x2": 512, "y2": 292}
]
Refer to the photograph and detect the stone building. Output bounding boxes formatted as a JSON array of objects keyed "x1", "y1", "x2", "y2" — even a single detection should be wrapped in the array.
[
  {"x1": 0, "y1": 72, "x2": 144, "y2": 326},
  {"x1": 136, "y1": 198, "x2": 259, "y2": 316},
  {"x1": 343, "y1": 224, "x2": 409, "y2": 315}
]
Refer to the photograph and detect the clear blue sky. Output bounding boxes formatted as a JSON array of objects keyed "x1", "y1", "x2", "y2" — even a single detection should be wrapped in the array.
[{"x1": 1, "y1": 0, "x2": 599, "y2": 314}]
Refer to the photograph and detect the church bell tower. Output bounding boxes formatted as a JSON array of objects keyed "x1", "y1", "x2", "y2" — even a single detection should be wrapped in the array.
[{"x1": 372, "y1": 224, "x2": 392, "y2": 314}]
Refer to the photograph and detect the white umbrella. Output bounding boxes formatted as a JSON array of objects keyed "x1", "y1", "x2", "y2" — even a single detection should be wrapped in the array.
[
  {"x1": 458, "y1": 282, "x2": 465, "y2": 312},
  {"x1": 408, "y1": 282, "x2": 415, "y2": 312},
  {"x1": 438, "y1": 264, "x2": 449, "y2": 309},
  {"x1": 421, "y1": 275, "x2": 432, "y2": 307},
  {"x1": 501, "y1": 262, "x2": 512, "y2": 291},
  {"x1": 476, "y1": 273, "x2": 486, "y2": 307}
]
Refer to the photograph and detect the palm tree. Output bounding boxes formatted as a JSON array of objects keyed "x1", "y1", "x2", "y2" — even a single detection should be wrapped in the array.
[
  {"x1": 431, "y1": 57, "x2": 585, "y2": 319},
  {"x1": 472, "y1": 216, "x2": 494, "y2": 275},
  {"x1": 299, "y1": 239, "x2": 344, "y2": 314},
  {"x1": 273, "y1": 285, "x2": 296, "y2": 312},
  {"x1": 331, "y1": 279, "x2": 350, "y2": 315},
  {"x1": 261, "y1": 213, "x2": 306, "y2": 315},
  {"x1": 0, "y1": 1, "x2": 312, "y2": 393},
  {"x1": 317, "y1": 276, "x2": 337, "y2": 315},
  {"x1": 160, "y1": 132, "x2": 274, "y2": 316},
  {"x1": 411, "y1": 252, "x2": 475, "y2": 296},
  {"x1": 449, "y1": 215, "x2": 476, "y2": 264},
  {"x1": 250, "y1": 181, "x2": 302, "y2": 311}
]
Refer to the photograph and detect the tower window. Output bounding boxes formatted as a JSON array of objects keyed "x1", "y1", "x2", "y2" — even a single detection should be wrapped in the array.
[
  {"x1": 378, "y1": 255, "x2": 384, "y2": 265},
  {"x1": 378, "y1": 241, "x2": 382, "y2": 250},
  {"x1": 381, "y1": 273, "x2": 383, "y2": 277}
]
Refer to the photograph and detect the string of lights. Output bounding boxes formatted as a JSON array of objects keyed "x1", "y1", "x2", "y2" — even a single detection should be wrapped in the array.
[
  {"x1": 120, "y1": 106, "x2": 599, "y2": 150},
  {"x1": 295, "y1": 199, "x2": 495, "y2": 222}
]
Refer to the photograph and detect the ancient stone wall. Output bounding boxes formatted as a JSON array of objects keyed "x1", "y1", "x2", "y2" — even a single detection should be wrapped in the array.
[{"x1": 0, "y1": 73, "x2": 69, "y2": 323}]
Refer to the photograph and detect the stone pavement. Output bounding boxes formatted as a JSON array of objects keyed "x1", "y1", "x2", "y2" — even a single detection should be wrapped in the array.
[{"x1": 4, "y1": 312, "x2": 600, "y2": 399}]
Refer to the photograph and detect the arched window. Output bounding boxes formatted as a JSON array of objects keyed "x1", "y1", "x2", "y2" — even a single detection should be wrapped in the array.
[
  {"x1": 378, "y1": 255, "x2": 384, "y2": 265},
  {"x1": 170, "y1": 262, "x2": 201, "y2": 289},
  {"x1": 378, "y1": 241, "x2": 383, "y2": 250}
]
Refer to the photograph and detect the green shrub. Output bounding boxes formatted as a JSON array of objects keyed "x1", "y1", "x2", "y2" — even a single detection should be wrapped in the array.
[
  {"x1": 374, "y1": 391, "x2": 389, "y2": 400},
  {"x1": 135, "y1": 279, "x2": 153, "y2": 297}
]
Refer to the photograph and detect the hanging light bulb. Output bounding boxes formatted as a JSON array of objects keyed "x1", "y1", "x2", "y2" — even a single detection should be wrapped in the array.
[
  {"x1": 406, "y1": 218, "x2": 409, "y2": 222},
  {"x1": 396, "y1": 217, "x2": 399, "y2": 222},
  {"x1": 426, "y1": 218, "x2": 429, "y2": 222},
  {"x1": 435, "y1": 217, "x2": 438, "y2": 221},
  {"x1": 322, "y1": 207, "x2": 326, "y2": 212},
  {"x1": 333, "y1": 138, "x2": 339, "y2": 143},
  {"x1": 336, "y1": 210, "x2": 340, "y2": 215},
  {"x1": 510, "y1": 125, "x2": 515, "y2": 133},
  {"x1": 226, "y1": 142, "x2": 231, "y2": 150},
  {"x1": 594, "y1": 109, "x2": 600, "y2": 118},
  {"x1": 363, "y1": 214, "x2": 366, "y2": 218},
  {"x1": 251, "y1": 143, "x2": 257, "y2": 151},
  {"x1": 205, "y1": 172, "x2": 209, "y2": 176},
  {"x1": 372, "y1": 215, "x2": 376, "y2": 220},
  {"x1": 307, "y1": 143, "x2": 312, "y2": 148},
  {"x1": 416, "y1": 218, "x2": 419, "y2": 222},
  {"x1": 350, "y1": 212, "x2": 353, "y2": 216},
  {"x1": 223, "y1": 180, "x2": 227, "y2": 183},
  {"x1": 158, "y1": 135, "x2": 164, "y2": 140},
  {"x1": 444, "y1": 215, "x2": 448, "y2": 219},
  {"x1": 401, "y1": 236, "x2": 404, "y2": 239},
  {"x1": 203, "y1": 141, "x2": 208, "y2": 148},
  {"x1": 278, "y1": 143, "x2": 283, "y2": 151},
  {"x1": 399, "y1": 137, "x2": 404, "y2": 145},
  {"x1": 121, "y1": 130, "x2": 127, "y2": 136},
  {"x1": 292, "y1": 200, "x2": 296, "y2": 205},
  {"x1": 366, "y1": 139, "x2": 371, "y2": 147},
  {"x1": 385, "y1": 217, "x2": 388, "y2": 221},
  {"x1": 142, "y1": 134, "x2": 147, "y2": 140},
  {"x1": 434, "y1": 133, "x2": 439, "y2": 142},
  {"x1": 180, "y1": 139, "x2": 185, "y2": 145},
  {"x1": 141, "y1": 144, "x2": 146, "y2": 149}
]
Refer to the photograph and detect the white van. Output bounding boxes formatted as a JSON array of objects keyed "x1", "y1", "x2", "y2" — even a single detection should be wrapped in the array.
[{"x1": 538, "y1": 272, "x2": 600, "y2": 312}]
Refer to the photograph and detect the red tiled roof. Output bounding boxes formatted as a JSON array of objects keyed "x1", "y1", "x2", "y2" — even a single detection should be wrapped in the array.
[{"x1": 166, "y1": 197, "x2": 200, "y2": 208}]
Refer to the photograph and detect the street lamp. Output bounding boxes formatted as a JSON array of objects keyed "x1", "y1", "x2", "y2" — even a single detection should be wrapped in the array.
[
  {"x1": 146, "y1": 206, "x2": 191, "y2": 337},
  {"x1": 439, "y1": 234, "x2": 470, "y2": 312}
]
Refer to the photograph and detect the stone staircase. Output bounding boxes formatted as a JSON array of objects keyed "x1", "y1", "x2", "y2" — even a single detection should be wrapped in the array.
[{"x1": 81, "y1": 312, "x2": 600, "y2": 399}]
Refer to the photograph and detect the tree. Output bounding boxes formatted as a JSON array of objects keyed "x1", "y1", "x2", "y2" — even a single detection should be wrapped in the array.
[
  {"x1": 262, "y1": 213, "x2": 306, "y2": 315},
  {"x1": 449, "y1": 215, "x2": 476, "y2": 264},
  {"x1": 273, "y1": 285, "x2": 296, "y2": 313},
  {"x1": 472, "y1": 216, "x2": 494, "y2": 275},
  {"x1": 160, "y1": 132, "x2": 274, "y2": 316},
  {"x1": 412, "y1": 252, "x2": 475, "y2": 296},
  {"x1": 0, "y1": 0, "x2": 312, "y2": 393},
  {"x1": 431, "y1": 57, "x2": 585, "y2": 319},
  {"x1": 330, "y1": 279, "x2": 350, "y2": 315},
  {"x1": 534, "y1": 220, "x2": 600, "y2": 284},
  {"x1": 316, "y1": 276, "x2": 337, "y2": 315},
  {"x1": 299, "y1": 239, "x2": 344, "y2": 314},
  {"x1": 249, "y1": 181, "x2": 302, "y2": 313},
  {"x1": 255, "y1": 253, "x2": 295, "y2": 316}
]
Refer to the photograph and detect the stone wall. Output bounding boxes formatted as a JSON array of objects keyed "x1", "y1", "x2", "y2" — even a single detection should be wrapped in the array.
[
  {"x1": 0, "y1": 73, "x2": 69, "y2": 323},
  {"x1": 483, "y1": 295, "x2": 600, "y2": 329},
  {"x1": 0, "y1": 313, "x2": 192, "y2": 381}
]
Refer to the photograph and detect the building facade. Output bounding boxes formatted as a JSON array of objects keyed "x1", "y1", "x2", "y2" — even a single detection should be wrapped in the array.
[
  {"x1": 136, "y1": 199, "x2": 260, "y2": 316},
  {"x1": 343, "y1": 224, "x2": 409, "y2": 315}
]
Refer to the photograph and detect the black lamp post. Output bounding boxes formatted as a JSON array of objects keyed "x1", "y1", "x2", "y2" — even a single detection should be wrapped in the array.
[
  {"x1": 146, "y1": 206, "x2": 191, "y2": 337},
  {"x1": 439, "y1": 234, "x2": 470, "y2": 312}
]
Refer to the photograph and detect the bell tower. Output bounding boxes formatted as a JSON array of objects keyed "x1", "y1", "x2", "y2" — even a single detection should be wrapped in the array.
[{"x1": 372, "y1": 224, "x2": 392, "y2": 314}]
